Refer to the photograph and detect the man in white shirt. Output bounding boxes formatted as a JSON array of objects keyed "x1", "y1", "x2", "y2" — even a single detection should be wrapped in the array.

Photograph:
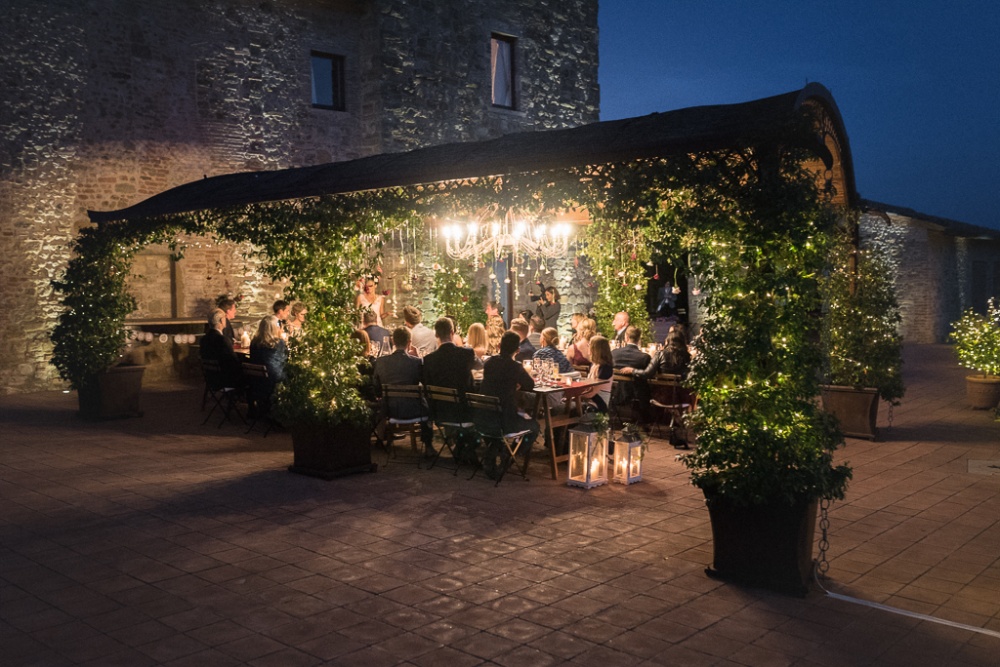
[{"x1": 402, "y1": 305, "x2": 438, "y2": 356}]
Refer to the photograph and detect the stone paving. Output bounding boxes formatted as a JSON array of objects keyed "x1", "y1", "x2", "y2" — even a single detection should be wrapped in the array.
[{"x1": 1, "y1": 344, "x2": 998, "y2": 666}]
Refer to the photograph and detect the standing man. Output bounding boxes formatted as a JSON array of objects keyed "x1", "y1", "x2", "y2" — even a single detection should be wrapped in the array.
[{"x1": 402, "y1": 305, "x2": 438, "y2": 357}]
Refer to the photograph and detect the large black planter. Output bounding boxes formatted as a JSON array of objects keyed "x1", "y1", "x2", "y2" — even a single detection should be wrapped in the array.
[
  {"x1": 288, "y1": 422, "x2": 377, "y2": 480},
  {"x1": 820, "y1": 385, "x2": 879, "y2": 440},
  {"x1": 77, "y1": 364, "x2": 146, "y2": 420},
  {"x1": 704, "y1": 491, "x2": 818, "y2": 597}
]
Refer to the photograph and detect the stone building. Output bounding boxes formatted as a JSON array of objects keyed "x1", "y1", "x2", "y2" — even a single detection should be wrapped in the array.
[
  {"x1": 0, "y1": 0, "x2": 599, "y2": 393},
  {"x1": 860, "y1": 200, "x2": 1000, "y2": 344}
]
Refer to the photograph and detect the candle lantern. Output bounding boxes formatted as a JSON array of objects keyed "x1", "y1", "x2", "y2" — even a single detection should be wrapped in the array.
[
  {"x1": 567, "y1": 424, "x2": 608, "y2": 489},
  {"x1": 613, "y1": 427, "x2": 644, "y2": 485}
]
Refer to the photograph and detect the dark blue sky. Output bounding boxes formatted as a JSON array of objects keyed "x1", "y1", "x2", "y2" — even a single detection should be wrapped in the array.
[{"x1": 599, "y1": 1, "x2": 1000, "y2": 229}]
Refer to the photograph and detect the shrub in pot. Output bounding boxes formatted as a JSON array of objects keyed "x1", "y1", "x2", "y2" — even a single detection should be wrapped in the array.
[
  {"x1": 819, "y1": 236, "x2": 905, "y2": 439},
  {"x1": 949, "y1": 299, "x2": 1000, "y2": 409}
]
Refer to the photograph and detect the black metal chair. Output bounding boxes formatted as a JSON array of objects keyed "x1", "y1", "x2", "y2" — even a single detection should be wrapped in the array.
[
  {"x1": 424, "y1": 385, "x2": 476, "y2": 473},
  {"x1": 241, "y1": 362, "x2": 273, "y2": 436},
  {"x1": 648, "y1": 373, "x2": 692, "y2": 448},
  {"x1": 381, "y1": 384, "x2": 431, "y2": 460},
  {"x1": 201, "y1": 358, "x2": 245, "y2": 428},
  {"x1": 466, "y1": 392, "x2": 531, "y2": 486}
]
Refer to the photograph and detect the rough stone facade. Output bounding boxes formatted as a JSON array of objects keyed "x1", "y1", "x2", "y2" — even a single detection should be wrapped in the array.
[
  {"x1": 860, "y1": 206, "x2": 1000, "y2": 344},
  {"x1": 0, "y1": 0, "x2": 599, "y2": 393}
]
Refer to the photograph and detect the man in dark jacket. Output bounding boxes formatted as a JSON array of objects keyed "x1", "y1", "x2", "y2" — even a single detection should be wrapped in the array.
[
  {"x1": 510, "y1": 318, "x2": 536, "y2": 362},
  {"x1": 480, "y1": 332, "x2": 539, "y2": 450},
  {"x1": 201, "y1": 308, "x2": 244, "y2": 388},
  {"x1": 373, "y1": 327, "x2": 432, "y2": 449},
  {"x1": 422, "y1": 317, "x2": 476, "y2": 424},
  {"x1": 611, "y1": 326, "x2": 651, "y2": 422},
  {"x1": 362, "y1": 310, "x2": 391, "y2": 352}
]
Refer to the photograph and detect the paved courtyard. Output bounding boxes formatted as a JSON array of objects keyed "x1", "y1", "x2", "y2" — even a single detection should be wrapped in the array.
[{"x1": 1, "y1": 344, "x2": 998, "y2": 666}]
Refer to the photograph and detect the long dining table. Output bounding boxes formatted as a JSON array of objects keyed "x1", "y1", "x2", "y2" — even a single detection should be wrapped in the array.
[{"x1": 524, "y1": 377, "x2": 607, "y2": 480}]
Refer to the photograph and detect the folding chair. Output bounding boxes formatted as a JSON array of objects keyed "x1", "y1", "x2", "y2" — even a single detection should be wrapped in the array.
[
  {"x1": 466, "y1": 392, "x2": 531, "y2": 486},
  {"x1": 242, "y1": 362, "x2": 273, "y2": 436},
  {"x1": 381, "y1": 384, "x2": 430, "y2": 460},
  {"x1": 201, "y1": 358, "x2": 245, "y2": 428},
  {"x1": 425, "y1": 385, "x2": 476, "y2": 473},
  {"x1": 648, "y1": 373, "x2": 692, "y2": 448}
]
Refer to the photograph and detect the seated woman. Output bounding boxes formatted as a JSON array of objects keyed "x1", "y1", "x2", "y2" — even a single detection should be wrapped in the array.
[
  {"x1": 465, "y1": 322, "x2": 488, "y2": 366},
  {"x1": 580, "y1": 336, "x2": 614, "y2": 412},
  {"x1": 248, "y1": 316, "x2": 288, "y2": 411},
  {"x1": 565, "y1": 317, "x2": 596, "y2": 368},
  {"x1": 532, "y1": 327, "x2": 573, "y2": 374},
  {"x1": 286, "y1": 301, "x2": 307, "y2": 337},
  {"x1": 629, "y1": 329, "x2": 691, "y2": 379}
]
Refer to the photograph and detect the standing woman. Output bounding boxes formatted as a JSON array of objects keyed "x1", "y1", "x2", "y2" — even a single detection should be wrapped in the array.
[
  {"x1": 355, "y1": 278, "x2": 387, "y2": 327},
  {"x1": 536, "y1": 286, "x2": 561, "y2": 331}
]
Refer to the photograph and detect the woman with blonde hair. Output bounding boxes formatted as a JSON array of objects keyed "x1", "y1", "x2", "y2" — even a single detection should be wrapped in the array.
[
  {"x1": 249, "y1": 315, "x2": 288, "y2": 391},
  {"x1": 464, "y1": 322, "x2": 488, "y2": 363},
  {"x1": 581, "y1": 336, "x2": 614, "y2": 412},
  {"x1": 565, "y1": 317, "x2": 596, "y2": 367}
]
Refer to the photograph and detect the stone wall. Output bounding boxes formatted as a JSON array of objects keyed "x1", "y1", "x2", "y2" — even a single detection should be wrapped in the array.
[{"x1": 0, "y1": 0, "x2": 600, "y2": 393}]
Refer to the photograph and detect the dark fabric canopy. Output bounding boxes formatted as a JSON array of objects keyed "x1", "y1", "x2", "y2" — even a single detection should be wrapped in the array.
[{"x1": 89, "y1": 83, "x2": 854, "y2": 223}]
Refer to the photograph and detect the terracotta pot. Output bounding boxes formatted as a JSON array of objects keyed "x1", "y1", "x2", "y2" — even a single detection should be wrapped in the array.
[
  {"x1": 820, "y1": 385, "x2": 879, "y2": 440},
  {"x1": 964, "y1": 375, "x2": 1000, "y2": 410},
  {"x1": 288, "y1": 422, "x2": 377, "y2": 480},
  {"x1": 77, "y1": 365, "x2": 146, "y2": 420},
  {"x1": 704, "y1": 490, "x2": 818, "y2": 597}
]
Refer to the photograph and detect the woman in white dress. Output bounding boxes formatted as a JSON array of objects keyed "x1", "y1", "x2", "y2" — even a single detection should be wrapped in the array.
[{"x1": 355, "y1": 278, "x2": 387, "y2": 327}]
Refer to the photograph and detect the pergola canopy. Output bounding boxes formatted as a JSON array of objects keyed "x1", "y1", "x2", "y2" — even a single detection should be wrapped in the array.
[{"x1": 89, "y1": 83, "x2": 856, "y2": 224}]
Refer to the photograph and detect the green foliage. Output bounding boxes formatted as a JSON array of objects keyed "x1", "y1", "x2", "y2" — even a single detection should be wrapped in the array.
[
  {"x1": 950, "y1": 300, "x2": 1000, "y2": 377},
  {"x1": 821, "y1": 234, "x2": 905, "y2": 403},
  {"x1": 428, "y1": 257, "x2": 487, "y2": 332}
]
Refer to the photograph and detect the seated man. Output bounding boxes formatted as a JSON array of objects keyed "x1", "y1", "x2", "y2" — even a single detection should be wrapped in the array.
[
  {"x1": 217, "y1": 297, "x2": 237, "y2": 346},
  {"x1": 480, "y1": 332, "x2": 540, "y2": 469},
  {"x1": 510, "y1": 318, "x2": 536, "y2": 362},
  {"x1": 612, "y1": 311, "x2": 630, "y2": 344},
  {"x1": 402, "y1": 305, "x2": 438, "y2": 357},
  {"x1": 201, "y1": 308, "x2": 243, "y2": 388},
  {"x1": 373, "y1": 326, "x2": 432, "y2": 450},
  {"x1": 527, "y1": 315, "x2": 545, "y2": 348},
  {"x1": 422, "y1": 317, "x2": 476, "y2": 424},
  {"x1": 611, "y1": 325, "x2": 652, "y2": 421},
  {"x1": 362, "y1": 310, "x2": 391, "y2": 351}
]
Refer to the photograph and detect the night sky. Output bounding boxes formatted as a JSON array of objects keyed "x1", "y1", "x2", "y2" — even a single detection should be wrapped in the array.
[{"x1": 598, "y1": 0, "x2": 1000, "y2": 229}]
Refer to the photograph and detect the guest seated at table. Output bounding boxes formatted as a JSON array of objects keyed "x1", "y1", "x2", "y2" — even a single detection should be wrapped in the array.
[
  {"x1": 350, "y1": 328, "x2": 378, "y2": 402},
  {"x1": 510, "y1": 318, "x2": 535, "y2": 362},
  {"x1": 612, "y1": 311, "x2": 630, "y2": 344},
  {"x1": 611, "y1": 326, "x2": 652, "y2": 420},
  {"x1": 362, "y1": 310, "x2": 391, "y2": 353},
  {"x1": 272, "y1": 299, "x2": 291, "y2": 328},
  {"x1": 201, "y1": 308, "x2": 243, "y2": 387},
  {"x1": 216, "y1": 297, "x2": 237, "y2": 346},
  {"x1": 532, "y1": 327, "x2": 573, "y2": 374},
  {"x1": 403, "y1": 305, "x2": 438, "y2": 357},
  {"x1": 612, "y1": 326, "x2": 651, "y2": 370},
  {"x1": 518, "y1": 309, "x2": 534, "y2": 327},
  {"x1": 565, "y1": 317, "x2": 596, "y2": 367},
  {"x1": 444, "y1": 314, "x2": 465, "y2": 346},
  {"x1": 480, "y1": 331, "x2": 540, "y2": 460},
  {"x1": 249, "y1": 315, "x2": 288, "y2": 391},
  {"x1": 580, "y1": 336, "x2": 614, "y2": 412},
  {"x1": 465, "y1": 322, "x2": 488, "y2": 362},
  {"x1": 373, "y1": 326, "x2": 432, "y2": 451},
  {"x1": 423, "y1": 317, "x2": 477, "y2": 423},
  {"x1": 528, "y1": 315, "x2": 545, "y2": 348},
  {"x1": 626, "y1": 328, "x2": 691, "y2": 380},
  {"x1": 286, "y1": 302, "x2": 307, "y2": 338}
]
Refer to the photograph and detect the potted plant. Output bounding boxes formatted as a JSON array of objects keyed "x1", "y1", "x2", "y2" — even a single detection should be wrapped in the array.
[
  {"x1": 674, "y1": 130, "x2": 852, "y2": 596},
  {"x1": 819, "y1": 238, "x2": 905, "y2": 439},
  {"x1": 51, "y1": 227, "x2": 146, "y2": 420},
  {"x1": 949, "y1": 299, "x2": 1000, "y2": 409}
]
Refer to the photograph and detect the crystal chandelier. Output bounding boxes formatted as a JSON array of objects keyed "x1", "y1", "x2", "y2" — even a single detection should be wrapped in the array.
[{"x1": 440, "y1": 208, "x2": 572, "y2": 260}]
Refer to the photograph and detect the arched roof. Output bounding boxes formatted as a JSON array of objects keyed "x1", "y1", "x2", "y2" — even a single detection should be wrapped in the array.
[{"x1": 89, "y1": 83, "x2": 857, "y2": 223}]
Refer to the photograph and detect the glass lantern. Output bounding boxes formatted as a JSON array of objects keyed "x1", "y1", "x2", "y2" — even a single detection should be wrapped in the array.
[
  {"x1": 613, "y1": 431, "x2": 644, "y2": 485},
  {"x1": 567, "y1": 425, "x2": 608, "y2": 489}
]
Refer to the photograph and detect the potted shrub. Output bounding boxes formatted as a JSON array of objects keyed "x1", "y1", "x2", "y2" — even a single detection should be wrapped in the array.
[
  {"x1": 674, "y1": 129, "x2": 852, "y2": 596},
  {"x1": 51, "y1": 227, "x2": 146, "y2": 420},
  {"x1": 819, "y1": 238, "x2": 905, "y2": 439},
  {"x1": 949, "y1": 299, "x2": 1000, "y2": 409}
]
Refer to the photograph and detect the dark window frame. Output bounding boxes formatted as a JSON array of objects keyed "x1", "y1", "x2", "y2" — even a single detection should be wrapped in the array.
[
  {"x1": 310, "y1": 51, "x2": 346, "y2": 111},
  {"x1": 490, "y1": 33, "x2": 516, "y2": 110}
]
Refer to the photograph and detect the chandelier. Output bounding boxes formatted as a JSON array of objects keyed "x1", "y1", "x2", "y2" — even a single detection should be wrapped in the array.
[{"x1": 440, "y1": 209, "x2": 572, "y2": 260}]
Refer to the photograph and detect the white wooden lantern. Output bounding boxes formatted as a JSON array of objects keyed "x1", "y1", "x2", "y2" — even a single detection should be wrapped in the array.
[
  {"x1": 567, "y1": 425, "x2": 608, "y2": 489},
  {"x1": 613, "y1": 431, "x2": 644, "y2": 485}
]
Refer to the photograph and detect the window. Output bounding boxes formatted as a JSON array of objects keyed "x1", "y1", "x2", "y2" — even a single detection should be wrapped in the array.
[
  {"x1": 490, "y1": 34, "x2": 515, "y2": 109},
  {"x1": 311, "y1": 52, "x2": 345, "y2": 111}
]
